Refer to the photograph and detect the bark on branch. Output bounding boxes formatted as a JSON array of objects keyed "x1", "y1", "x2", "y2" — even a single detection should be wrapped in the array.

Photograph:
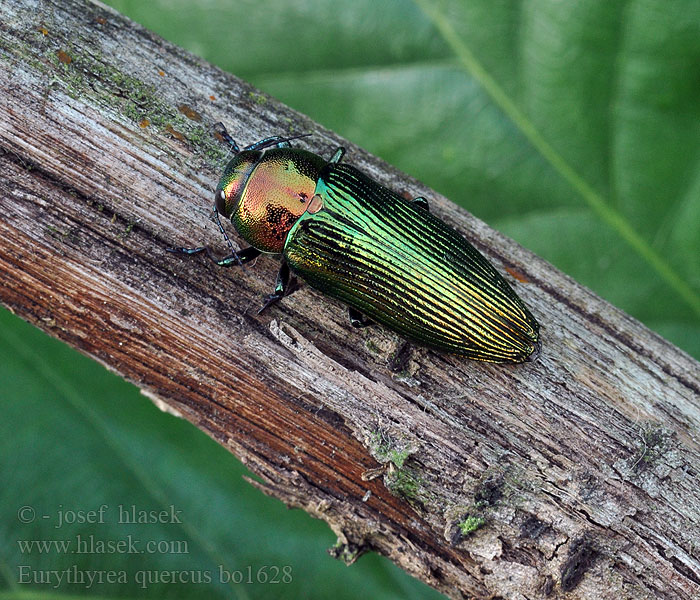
[{"x1": 1, "y1": 1, "x2": 699, "y2": 598}]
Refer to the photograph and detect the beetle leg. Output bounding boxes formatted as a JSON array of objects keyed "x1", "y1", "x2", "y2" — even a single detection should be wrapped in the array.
[
  {"x1": 212, "y1": 122, "x2": 311, "y2": 152},
  {"x1": 244, "y1": 134, "x2": 312, "y2": 152},
  {"x1": 258, "y1": 262, "x2": 299, "y2": 314},
  {"x1": 213, "y1": 124, "x2": 292, "y2": 152},
  {"x1": 211, "y1": 246, "x2": 261, "y2": 266},
  {"x1": 413, "y1": 196, "x2": 430, "y2": 211},
  {"x1": 245, "y1": 136, "x2": 292, "y2": 150},
  {"x1": 213, "y1": 122, "x2": 241, "y2": 152},
  {"x1": 167, "y1": 245, "x2": 261, "y2": 267},
  {"x1": 348, "y1": 307, "x2": 373, "y2": 328},
  {"x1": 329, "y1": 147, "x2": 346, "y2": 164}
]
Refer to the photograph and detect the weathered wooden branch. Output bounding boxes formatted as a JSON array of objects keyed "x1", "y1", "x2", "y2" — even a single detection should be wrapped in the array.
[{"x1": 2, "y1": 1, "x2": 699, "y2": 598}]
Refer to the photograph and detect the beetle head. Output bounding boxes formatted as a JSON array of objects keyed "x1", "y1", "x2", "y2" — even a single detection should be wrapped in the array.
[{"x1": 215, "y1": 148, "x2": 326, "y2": 253}]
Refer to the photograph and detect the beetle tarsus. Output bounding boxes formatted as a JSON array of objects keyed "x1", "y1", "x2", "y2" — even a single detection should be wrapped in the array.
[
  {"x1": 258, "y1": 293, "x2": 282, "y2": 314},
  {"x1": 167, "y1": 245, "x2": 261, "y2": 267},
  {"x1": 166, "y1": 245, "x2": 207, "y2": 256},
  {"x1": 348, "y1": 307, "x2": 373, "y2": 328},
  {"x1": 258, "y1": 262, "x2": 298, "y2": 314},
  {"x1": 214, "y1": 246, "x2": 261, "y2": 266}
]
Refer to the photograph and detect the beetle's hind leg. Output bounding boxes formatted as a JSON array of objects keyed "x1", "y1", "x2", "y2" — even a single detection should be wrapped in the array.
[
  {"x1": 413, "y1": 196, "x2": 429, "y2": 211},
  {"x1": 167, "y1": 245, "x2": 261, "y2": 267},
  {"x1": 348, "y1": 307, "x2": 373, "y2": 328},
  {"x1": 258, "y1": 262, "x2": 299, "y2": 314}
]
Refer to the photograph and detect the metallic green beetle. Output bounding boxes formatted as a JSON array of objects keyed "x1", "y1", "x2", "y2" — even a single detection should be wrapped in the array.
[{"x1": 170, "y1": 124, "x2": 540, "y2": 363}]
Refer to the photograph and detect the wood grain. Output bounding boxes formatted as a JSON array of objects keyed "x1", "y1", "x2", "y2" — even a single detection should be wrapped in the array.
[{"x1": 1, "y1": 1, "x2": 699, "y2": 597}]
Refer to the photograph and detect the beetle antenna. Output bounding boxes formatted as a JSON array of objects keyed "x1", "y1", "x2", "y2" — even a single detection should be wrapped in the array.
[
  {"x1": 280, "y1": 133, "x2": 312, "y2": 144},
  {"x1": 211, "y1": 205, "x2": 245, "y2": 269}
]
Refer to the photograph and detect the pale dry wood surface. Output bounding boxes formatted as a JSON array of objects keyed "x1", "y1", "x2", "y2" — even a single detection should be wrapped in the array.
[{"x1": 1, "y1": 1, "x2": 699, "y2": 598}]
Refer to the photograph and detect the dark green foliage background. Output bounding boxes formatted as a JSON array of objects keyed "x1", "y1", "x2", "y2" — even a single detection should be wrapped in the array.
[{"x1": 2, "y1": 1, "x2": 698, "y2": 598}]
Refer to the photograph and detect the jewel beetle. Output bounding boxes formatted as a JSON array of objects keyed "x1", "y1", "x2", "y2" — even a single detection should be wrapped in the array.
[{"x1": 169, "y1": 124, "x2": 540, "y2": 363}]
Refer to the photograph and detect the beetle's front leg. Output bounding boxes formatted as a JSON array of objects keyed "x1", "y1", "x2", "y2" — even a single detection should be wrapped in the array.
[
  {"x1": 167, "y1": 245, "x2": 261, "y2": 267},
  {"x1": 258, "y1": 262, "x2": 298, "y2": 314}
]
